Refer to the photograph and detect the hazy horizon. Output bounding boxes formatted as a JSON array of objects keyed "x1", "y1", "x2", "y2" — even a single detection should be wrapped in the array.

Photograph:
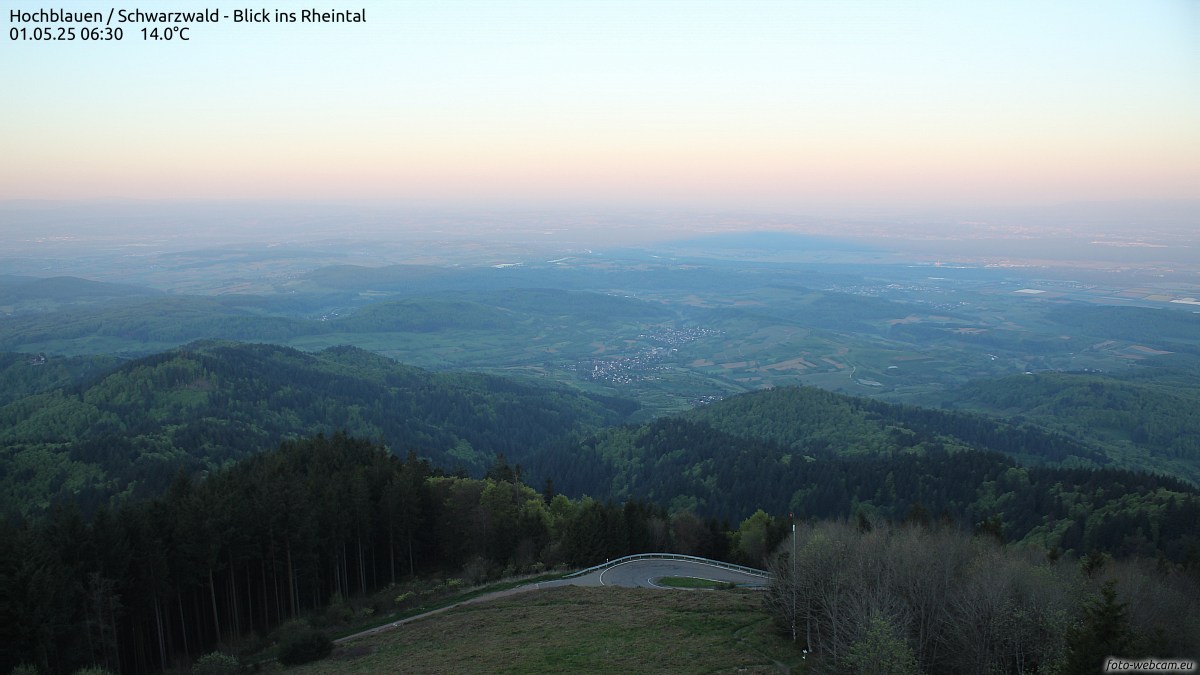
[
  {"x1": 4, "y1": 0, "x2": 1197, "y2": 216},
  {"x1": 3, "y1": 198, "x2": 1199, "y2": 277}
]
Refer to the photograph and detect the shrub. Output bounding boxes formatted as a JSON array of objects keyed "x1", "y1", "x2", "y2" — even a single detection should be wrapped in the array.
[
  {"x1": 323, "y1": 593, "x2": 353, "y2": 625},
  {"x1": 192, "y1": 651, "x2": 239, "y2": 675},
  {"x1": 842, "y1": 613, "x2": 919, "y2": 675},
  {"x1": 277, "y1": 627, "x2": 333, "y2": 667}
]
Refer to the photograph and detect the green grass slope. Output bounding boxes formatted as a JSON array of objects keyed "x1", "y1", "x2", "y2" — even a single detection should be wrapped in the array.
[{"x1": 288, "y1": 586, "x2": 797, "y2": 675}]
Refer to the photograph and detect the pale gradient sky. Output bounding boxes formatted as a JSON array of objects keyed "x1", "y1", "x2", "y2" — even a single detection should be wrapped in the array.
[{"x1": 2, "y1": 0, "x2": 1197, "y2": 211}]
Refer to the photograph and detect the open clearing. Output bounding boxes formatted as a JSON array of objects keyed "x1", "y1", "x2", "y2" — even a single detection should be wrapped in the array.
[{"x1": 286, "y1": 585, "x2": 799, "y2": 674}]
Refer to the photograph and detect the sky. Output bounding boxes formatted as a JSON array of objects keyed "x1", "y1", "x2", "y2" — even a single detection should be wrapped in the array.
[{"x1": 2, "y1": 0, "x2": 1198, "y2": 213}]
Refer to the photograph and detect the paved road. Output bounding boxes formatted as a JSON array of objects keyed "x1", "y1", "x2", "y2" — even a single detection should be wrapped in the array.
[
  {"x1": 339, "y1": 557, "x2": 766, "y2": 644},
  {"x1": 563, "y1": 558, "x2": 769, "y2": 589}
]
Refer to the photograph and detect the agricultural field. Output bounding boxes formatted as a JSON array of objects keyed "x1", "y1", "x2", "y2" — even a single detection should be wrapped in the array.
[{"x1": 4, "y1": 252, "x2": 1199, "y2": 417}]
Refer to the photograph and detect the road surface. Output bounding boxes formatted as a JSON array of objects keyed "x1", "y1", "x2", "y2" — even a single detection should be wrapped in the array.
[
  {"x1": 560, "y1": 558, "x2": 768, "y2": 589},
  {"x1": 338, "y1": 557, "x2": 767, "y2": 644}
]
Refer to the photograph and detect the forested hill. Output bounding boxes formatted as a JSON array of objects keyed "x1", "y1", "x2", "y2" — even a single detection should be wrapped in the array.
[
  {"x1": 5, "y1": 432, "x2": 1199, "y2": 675},
  {"x1": 529, "y1": 386, "x2": 1200, "y2": 561},
  {"x1": 0, "y1": 275, "x2": 161, "y2": 309},
  {"x1": 683, "y1": 386, "x2": 1109, "y2": 466},
  {"x1": 0, "y1": 351, "x2": 119, "y2": 406},
  {"x1": 934, "y1": 361, "x2": 1200, "y2": 485},
  {"x1": 0, "y1": 286, "x2": 672, "y2": 354},
  {"x1": 0, "y1": 341, "x2": 638, "y2": 519}
]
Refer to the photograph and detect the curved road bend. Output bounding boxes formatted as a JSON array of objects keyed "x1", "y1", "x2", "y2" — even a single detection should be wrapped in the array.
[
  {"x1": 338, "y1": 558, "x2": 767, "y2": 644},
  {"x1": 561, "y1": 558, "x2": 768, "y2": 589}
]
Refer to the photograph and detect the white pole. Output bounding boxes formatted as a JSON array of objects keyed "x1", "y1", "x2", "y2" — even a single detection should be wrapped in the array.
[{"x1": 791, "y1": 514, "x2": 796, "y2": 643}]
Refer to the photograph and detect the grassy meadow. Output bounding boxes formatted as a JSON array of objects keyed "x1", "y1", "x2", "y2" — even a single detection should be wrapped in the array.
[{"x1": 285, "y1": 586, "x2": 802, "y2": 674}]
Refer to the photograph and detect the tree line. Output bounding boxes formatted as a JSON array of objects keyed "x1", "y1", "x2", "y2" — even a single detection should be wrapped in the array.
[
  {"x1": 4, "y1": 427, "x2": 1196, "y2": 674},
  {"x1": 0, "y1": 433, "x2": 731, "y2": 675},
  {"x1": 532, "y1": 412, "x2": 1200, "y2": 562},
  {"x1": 951, "y1": 369, "x2": 1200, "y2": 469},
  {"x1": 765, "y1": 518, "x2": 1200, "y2": 675}
]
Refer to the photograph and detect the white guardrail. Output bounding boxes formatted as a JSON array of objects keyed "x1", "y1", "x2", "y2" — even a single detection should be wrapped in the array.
[{"x1": 563, "y1": 552, "x2": 770, "y2": 579}]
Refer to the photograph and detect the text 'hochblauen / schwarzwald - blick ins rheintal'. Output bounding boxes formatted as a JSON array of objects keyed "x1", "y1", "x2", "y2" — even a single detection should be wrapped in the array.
[{"x1": 8, "y1": 7, "x2": 365, "y2": 41}]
